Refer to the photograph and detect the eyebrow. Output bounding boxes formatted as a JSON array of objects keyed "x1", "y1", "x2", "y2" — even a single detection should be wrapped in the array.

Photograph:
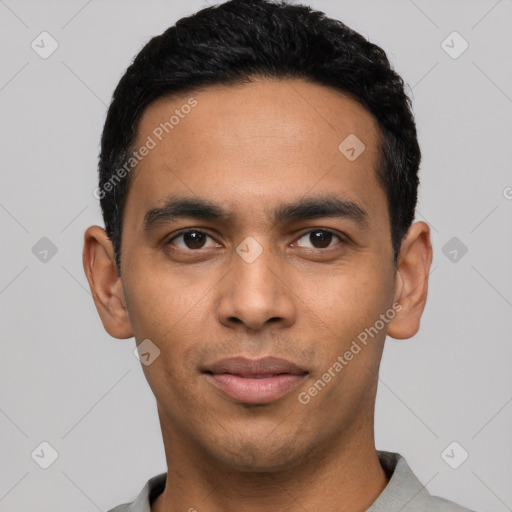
[{"x1": 143, "y1": 194, "x2": 369, "y2": 232}]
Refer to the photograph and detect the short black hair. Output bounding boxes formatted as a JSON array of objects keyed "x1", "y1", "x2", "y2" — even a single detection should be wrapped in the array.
[{"x1": 98, "y1": 0, "x2": 420, "y2": 276}]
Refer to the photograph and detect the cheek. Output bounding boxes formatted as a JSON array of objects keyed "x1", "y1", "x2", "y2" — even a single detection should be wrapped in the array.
[
  {"x1": 124, "y1": 268, "x2": 213, "y2": 381},
  {"x1": 129, "y1": 283, "x2": 208, "y2": 409},
  {"x1": 298, "y1": 269, "x2": 391, "y2": 416},
  {"x1": 302, "y1": 263, "x2": 393, "y2": 342},
  {"x1": 123, "y1": 261, "x2": 207, "y2": 342}
]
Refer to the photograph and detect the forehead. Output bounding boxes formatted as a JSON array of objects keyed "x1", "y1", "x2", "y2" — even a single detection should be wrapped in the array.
[{"x1": 123, "y1": 78, "x2": 387, "y2": 232}]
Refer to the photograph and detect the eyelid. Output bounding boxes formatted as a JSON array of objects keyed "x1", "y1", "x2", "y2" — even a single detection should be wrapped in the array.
[
  {"x1": 293, "y1": 228, "x2": 347, "y2": 249},
  {"x1": 166, "y1": 227, "x2": 347, "y2": 251},
  {"x1": 167, "y1": 228, "x2": 212, "y2": 241}
]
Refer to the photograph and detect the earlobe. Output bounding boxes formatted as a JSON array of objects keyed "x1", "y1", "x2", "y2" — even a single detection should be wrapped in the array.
[
  {"x1": 82, "y1": 226, "x2": 134, "y2": 339},
  {"x1": 387, "y1": 221, "x2": 433, "y2": 340}
]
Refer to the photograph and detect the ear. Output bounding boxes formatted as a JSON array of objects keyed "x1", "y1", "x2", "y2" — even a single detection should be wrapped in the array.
[
  {"x1": 82, "y1": 225, "x2": 134, "y2": 339},
  {"x1": 387, "y1": 221, "x2": 433, "y2": 340}
]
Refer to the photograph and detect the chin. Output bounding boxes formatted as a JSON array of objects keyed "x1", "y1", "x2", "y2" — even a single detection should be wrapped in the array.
[{"x1": 210, "y1": 435, "x2": 309, "y2": 473}]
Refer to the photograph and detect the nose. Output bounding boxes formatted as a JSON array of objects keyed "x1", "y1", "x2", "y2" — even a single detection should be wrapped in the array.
[{"x1": 216, "y1": 244, "x2": 296, "y2": 332}]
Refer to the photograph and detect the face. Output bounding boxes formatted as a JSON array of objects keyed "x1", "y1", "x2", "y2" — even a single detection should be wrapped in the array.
[{"x1": 86, "y1": 78, "x2": 430, "y2": 472}]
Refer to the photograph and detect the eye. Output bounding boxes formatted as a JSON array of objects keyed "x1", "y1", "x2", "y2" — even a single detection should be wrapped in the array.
[
  {"x1": 295, "y1": 229, "x2": 344, "y2": 249},
  {"x1": 167, "y1": 229, "x2": 220, "y2": 250}
]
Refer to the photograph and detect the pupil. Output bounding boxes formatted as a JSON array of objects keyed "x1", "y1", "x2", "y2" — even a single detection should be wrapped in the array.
[
  {"x1": 184, "y1": 231, "x2": 205, "y2": 249},
  {"x1": 311, "y1": 230, "x2": 331, "y2": 248}
]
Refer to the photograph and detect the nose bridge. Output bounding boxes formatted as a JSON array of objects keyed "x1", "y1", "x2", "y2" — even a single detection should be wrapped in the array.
[
  {"x1": 216, "y1": 237, "x2": 295, "y2": 330},
  {"x1": 236, "y1": 242, "x2": 279, "y2": 298}
]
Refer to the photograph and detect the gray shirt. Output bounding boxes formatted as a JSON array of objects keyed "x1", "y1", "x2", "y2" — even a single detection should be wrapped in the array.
[{"x1": 108, "y1": 451, "x2": 476, "y2": 512}]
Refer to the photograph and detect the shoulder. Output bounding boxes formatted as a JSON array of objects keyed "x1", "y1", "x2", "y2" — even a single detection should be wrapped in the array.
[
  {"x1": 424, "y1": 494, "x2": 478, "y2": 512},
  {"x1": 106, "y1": 504, "x2": 131, "y2": 512},
  {"x1": 372, "y1": 451, "x2": 479, "y2": 512},
  {"x1": 105, "y1": 472, "x2": 167, "y2": 512}
]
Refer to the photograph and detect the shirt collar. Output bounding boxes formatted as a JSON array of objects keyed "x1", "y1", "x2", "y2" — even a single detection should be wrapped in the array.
[
  {"x1": 127, "y1": 472, "x2": 166, "y2": 512},
  {"x1": 367, "y1": 451, "x2": 431, "y2": 511},
  {"x1": 126, "y1": 451, "x2": 427, "y2": 512}
]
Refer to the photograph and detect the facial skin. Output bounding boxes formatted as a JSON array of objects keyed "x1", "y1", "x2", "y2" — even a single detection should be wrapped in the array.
[{"x1": 83, "y1": 78, "x2": 432, "y2": 512}]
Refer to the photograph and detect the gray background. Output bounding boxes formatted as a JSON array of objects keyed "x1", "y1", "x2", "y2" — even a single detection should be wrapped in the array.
[{"x1": 0, "y1": 0, "x2": 511, "y2": 510}]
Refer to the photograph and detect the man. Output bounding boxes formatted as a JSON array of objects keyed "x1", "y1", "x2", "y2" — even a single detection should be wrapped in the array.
[{"x1": 82, "y1": 0, "x2": 476, "y2": 510}]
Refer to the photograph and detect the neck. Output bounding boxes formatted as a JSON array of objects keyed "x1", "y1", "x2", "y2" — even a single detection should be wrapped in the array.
[{"x1": 152, "y1": 417, "x2": 388, "y2": 512}]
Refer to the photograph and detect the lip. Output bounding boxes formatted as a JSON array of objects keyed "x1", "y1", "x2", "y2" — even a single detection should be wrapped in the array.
[{"x1": 203, "y1": 357, "x2": 308, "y2": 404}]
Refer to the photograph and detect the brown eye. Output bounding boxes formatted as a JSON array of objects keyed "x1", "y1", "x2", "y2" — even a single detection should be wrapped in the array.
[
  {"x1": 168, "y1": 230, "x2": 218, "y2": 250},
  {"x1": 296, "y1": 230, "x2": 342, "y2": 249}
]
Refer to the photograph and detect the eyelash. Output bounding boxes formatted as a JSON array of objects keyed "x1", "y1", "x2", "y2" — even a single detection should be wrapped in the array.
[{"x1": 165, "y1": 228, "x2": 346, "y2": 251}]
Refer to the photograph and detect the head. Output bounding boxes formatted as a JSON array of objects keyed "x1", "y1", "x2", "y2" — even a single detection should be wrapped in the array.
[
  {"x1": 84, "y1": 0, "x2": 432, "y2": 472},
  {"x1": 96, "y1": 0, "x2": 421, "y2": 275}
]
